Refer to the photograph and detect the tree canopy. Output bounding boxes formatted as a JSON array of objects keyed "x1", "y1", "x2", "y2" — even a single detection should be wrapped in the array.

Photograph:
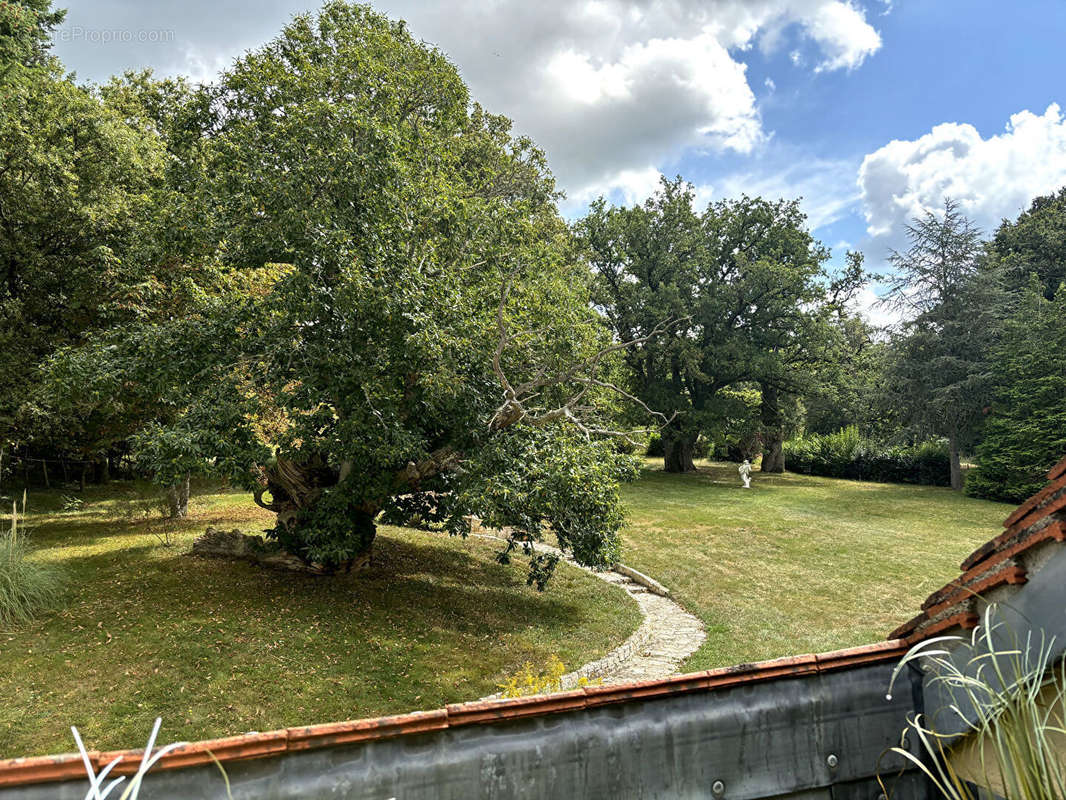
[
  {"x1": 575, "y1": 177, "x2": 860, "y2": 473},
  {"x1": 965, "y1": 282, "x2": 1066, "y2": 502},
  {"x1": 40, "y1": 2, "x2": 640, "y2": 583},
  {"x1": 881, "y1": 200, "x2": 1004, "y2": 489}
]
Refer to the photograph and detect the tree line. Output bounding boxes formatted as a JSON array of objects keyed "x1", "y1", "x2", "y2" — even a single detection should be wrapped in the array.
[{"x1": 2, "y1": 1, "x2": 1062, "y2": 587}]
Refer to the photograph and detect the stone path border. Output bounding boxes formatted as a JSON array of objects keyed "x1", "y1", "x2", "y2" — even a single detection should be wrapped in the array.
[{"x1": 473, "y1": 534, "x2": 706, "y2": 696}]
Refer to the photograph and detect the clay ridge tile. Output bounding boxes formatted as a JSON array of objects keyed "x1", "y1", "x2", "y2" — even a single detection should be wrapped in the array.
[
  {"x1": 1003, "y1": 473, "x2": 1066, "y2": 529},
  {"x1": 889, "y1": 612, "x2": 926, "y2": 641},
  {"x1": 1050, "y1": 455, "x2": 1066, "y2": 482},
  {"x1": 962, "y1": 489, "x2": 1066, "y2": 572},
  {"x1": 962, "y1": 509, "x2": 1066, "y2": 575},
  {"x1": 1003, "y1": 491, "x2": 1066, "y2": 539},
  {"x1": 0, "y1": 752, "x2": 94, "y2": 788},
  {"x1": 922, "y1": 566, "x2": 1027, "y2": 621},
  {"x1": 287, "y1": 709, "x2": 448, "y2": 751},
  {"x1": 906, "y1": 611, "x2": 979, "y2": 643},
  {"x1": 98, "y1": 730, "x2": 289, "y2": 776},
  {"x1": 447, "y1": 690, "x2": 587, "y2": 725}
]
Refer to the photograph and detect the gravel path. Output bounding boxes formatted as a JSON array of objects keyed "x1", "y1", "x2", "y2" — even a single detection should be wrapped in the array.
[{"x1": 473, "y1": 534, "x2": 705, "y2": 693}]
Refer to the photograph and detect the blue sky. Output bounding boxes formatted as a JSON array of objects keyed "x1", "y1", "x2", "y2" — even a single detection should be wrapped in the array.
[{"x1": 51, "y1": 0, "x2": 1066, "y2": 322}]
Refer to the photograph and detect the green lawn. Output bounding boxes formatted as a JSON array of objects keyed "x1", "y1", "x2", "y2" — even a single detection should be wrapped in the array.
[
  {"x1": 0, "y1": 464, "x2": 1016, "y2": 757},
  {"x1": 619, "y1": 460, "x2": 1012, "y2": 671},
  {"x1": 0, "y1": 484, "x2": 641, "y2": 757}
]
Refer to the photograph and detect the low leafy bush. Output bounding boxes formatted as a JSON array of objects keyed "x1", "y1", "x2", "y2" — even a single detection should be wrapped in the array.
[
  {"x1": 784, "y1": 427, "x2": 951, "y2": 486},
  {"x1": 497, "y1": 655, "x2": 600, "y2": 698},
  {"x1": 1, "y1": 496, "x2": 63, "y2": 626}
]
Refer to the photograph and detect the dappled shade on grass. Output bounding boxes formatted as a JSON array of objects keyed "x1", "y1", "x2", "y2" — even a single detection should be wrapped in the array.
[
  {"x1": 0, "y1": 486, "x2": 640, "y2": 756},
  {"x1": 619, "y1": 461, "x2": 1011, "y2": 671}
]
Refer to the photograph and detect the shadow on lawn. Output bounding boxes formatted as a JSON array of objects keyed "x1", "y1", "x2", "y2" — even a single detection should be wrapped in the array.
[{"x1": 41, "y1": 527, "x2": 596, "y2": 638}]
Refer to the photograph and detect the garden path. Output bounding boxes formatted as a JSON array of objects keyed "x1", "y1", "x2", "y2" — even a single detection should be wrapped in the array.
[{"x1": 472, "y1": 533, "x2": 705, "y2": 693}]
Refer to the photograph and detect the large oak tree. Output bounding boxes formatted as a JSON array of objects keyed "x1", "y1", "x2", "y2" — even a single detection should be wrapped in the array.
[{"x1": 576, "y1": 178, "x2": 858, "y2": 473}]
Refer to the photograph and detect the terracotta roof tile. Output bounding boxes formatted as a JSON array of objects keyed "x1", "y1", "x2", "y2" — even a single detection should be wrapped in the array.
[
  {"x1": 1003, "y1": 473, "x2": 1066, "y2": 529},
  {"x1": 893, "y1": 456, "x2": 1066, "y2": 645},
  {"x1": 446, "y1": 690, "x2": 588, "y2": 725},
  {"x1": 1050, "y1": 455, "x2": 1066, "y2": 482},
  {"x1": 0, "y1": 752, "x2": 93, "y2": 788},
  {"x1": 287, "y1": 710, "x2": 448, "y2": 750},
  {"x1": 905, "y1": 611, "x2": 979, "y2": 643},
  {"x1": 98, "y1": 729, "x2": 289, "y2": 775}
]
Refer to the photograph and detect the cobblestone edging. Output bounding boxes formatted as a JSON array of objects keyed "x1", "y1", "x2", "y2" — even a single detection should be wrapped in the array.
[{"x1": 473, "y1": 534, "x2": 706, "y2": 697}]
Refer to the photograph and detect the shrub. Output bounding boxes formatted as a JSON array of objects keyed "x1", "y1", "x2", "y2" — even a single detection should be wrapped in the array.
[
  {"x1": 1, "y1": 496, "x2": 63, "y2": 626},
  {"x1": 497, "y1": 655, "x2": 601, "y2": 698},
  {"x1": 784, "y1": 427, "x2": 951, "y2": 486}
]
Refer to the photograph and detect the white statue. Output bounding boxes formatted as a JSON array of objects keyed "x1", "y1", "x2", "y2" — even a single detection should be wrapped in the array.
[{"x1": 738, "y1": 459, "x2": 752, "y2": 489}]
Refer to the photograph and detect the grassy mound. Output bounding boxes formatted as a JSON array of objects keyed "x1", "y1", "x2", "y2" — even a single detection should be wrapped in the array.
[{"x1": 0, "y1": 485, "x2": 640, "y2": 756}]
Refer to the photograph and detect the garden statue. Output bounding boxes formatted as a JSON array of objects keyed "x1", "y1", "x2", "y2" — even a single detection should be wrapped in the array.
[{"x1": 738, "y1": 459, "x2": 752, "y2": 489}]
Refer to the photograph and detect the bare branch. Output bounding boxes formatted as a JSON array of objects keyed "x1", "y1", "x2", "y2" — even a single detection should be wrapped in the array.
[{"x1": 488, "y1": 265, "x2": 684, "y2": 435}]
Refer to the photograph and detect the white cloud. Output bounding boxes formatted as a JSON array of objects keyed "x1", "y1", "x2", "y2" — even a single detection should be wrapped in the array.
[
  {"x1": 849, "y1": 285, "x2": 905, "y2": 330},
  {"x1": 562, "y1": 154, "x2": 860, "y2": 233},
  {"x1": 802, "y1": 0, "x2": 883, "y2": 72},
  {"x1": 858, "y1": 104, "x2": 1066, "y2": 249},
  {"x1": 380, "y1": 0, "x2": 882, "y2": 199},
  {"x1": 54, "y1": 0, "x2": 883, "y2": 203},
  {"x1": 700, "y1": 156, "x2": 862, "y2": 230}
]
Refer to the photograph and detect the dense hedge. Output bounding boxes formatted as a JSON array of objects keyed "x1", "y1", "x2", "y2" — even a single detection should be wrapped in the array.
[{"x1": 784, "y1": 427, "x2": 951, "y2": 486}]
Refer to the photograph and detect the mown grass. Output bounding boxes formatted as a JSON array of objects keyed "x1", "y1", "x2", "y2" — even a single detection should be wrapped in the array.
[
  {"x1": 0, "y1": 483, "x2": 640, "y2": 757},
  {"x1": 619, "y1": 460, "x2": 1012, "y2": 671}
]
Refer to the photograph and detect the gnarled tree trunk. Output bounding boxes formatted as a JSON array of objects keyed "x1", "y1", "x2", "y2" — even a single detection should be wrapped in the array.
[
  {"x1": 663, "y1": 429, "x2": 697, "y2": 473},
  {"x1": 252, "y1": 455, "x2": 378, "y2": 574},
  {"x1": 760, "y1": 383, "x2": 785, "y2": 473}
]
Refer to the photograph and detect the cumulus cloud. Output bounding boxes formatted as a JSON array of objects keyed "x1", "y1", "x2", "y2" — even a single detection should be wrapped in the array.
[
  {"x1": 849, "y1": 285, "x2": 905, "y2": 330},
  {"x1": 53, "y1": 0, "x2": 882, "y2": 201},
  {"x1": 380, "y1": 0, "x2": 881, "y2": 199},
  {"x1": 858, "y1": 104, "x2": 1066, "y2": 249}
]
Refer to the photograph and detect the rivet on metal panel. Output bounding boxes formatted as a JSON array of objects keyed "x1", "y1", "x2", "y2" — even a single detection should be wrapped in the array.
[
  {"x1": 826, "y1": 753, "x2": 838, "y2": 769},
  {"x1": 712, "y1": 779, "x2": 725, "y2": 796}
]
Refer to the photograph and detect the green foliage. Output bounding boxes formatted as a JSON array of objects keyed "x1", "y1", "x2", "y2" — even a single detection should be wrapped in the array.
[
  {"x1": 989, "y1": 186, "x2": 1066, "y2": 300},
  {"x1": 886, "y1": 608, "x2": 1066, "y2": 800},
  {"x1": 0, "y1": 59, "x2": 167, "y2": 453},
  {"x1": 37, "y1": 2, "x2": 637, "y2": 581},
  {"x1": 707, "y1": 387, "x2": 764, "y2": 460},
  {"x1": 0, "y1": 496, "x2": 62, "y2": 626},
  {"x1": 576, "y1": 177, "x2": 862, "y2": 472},
  {"x1": 803, "y1": 315, "x2": 896, "y2": 439},
  {"x1": 882, "y1": 199, "x2": 1005, "y2": 489},
  {"x1": 448, "y1": 425, "x2": 639, "y2": 573},
  {"x1": 966, "y1": 284, "x2": 1066, "y2": 503},
  {"x1": 784, "y1": 427, "x2": 951, "y2": 486},
  {"x1": 0, "y1": 1, "x2": 64, "y2": 71}
]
